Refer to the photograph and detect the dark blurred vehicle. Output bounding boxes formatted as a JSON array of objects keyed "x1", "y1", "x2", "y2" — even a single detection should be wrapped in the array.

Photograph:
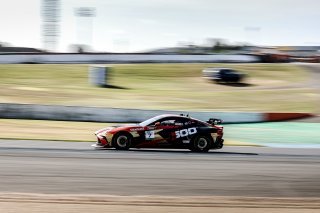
[{"x1": 202, "y1": 68, "x2": 246, "y2": 83}]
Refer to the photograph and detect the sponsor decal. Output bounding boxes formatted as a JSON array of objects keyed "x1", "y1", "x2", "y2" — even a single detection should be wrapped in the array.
[
  {"x1": 130, "y1": 128, "x2": 144, "y2": 132},
  {"x1": 175, "y1": 127, "x2": 197, "y2": 138}
]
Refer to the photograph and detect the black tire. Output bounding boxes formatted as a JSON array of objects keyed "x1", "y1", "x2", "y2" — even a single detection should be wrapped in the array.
[
  {"x1": 190, "y1": 135, "x2": 212, "y2": 152},
  {"x1": 112, "y1": 132, "x2": 132, "y2": 150}
]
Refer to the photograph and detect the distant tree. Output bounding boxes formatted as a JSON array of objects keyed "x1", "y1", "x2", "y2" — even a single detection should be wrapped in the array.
[
  {"x1": 212, "y1": 40, "x2": 223, "y2": 52},
  {"x1": 206, "y1": 38, "x2": 251, "y2": 52},
  {"x1": 68, "y1": 44, "x2": 92, "y2": 53},
  {"x1": 0, "y1": 42, "x2": 11, "y2": 47}
]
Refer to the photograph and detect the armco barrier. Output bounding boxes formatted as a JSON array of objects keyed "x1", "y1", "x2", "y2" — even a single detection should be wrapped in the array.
[
  {"x1": 0, "y1": 103, "x2": 264, "y2": 123},
  {"x1": 0, "y1": 103, "x2": 312, "y2": 123}
]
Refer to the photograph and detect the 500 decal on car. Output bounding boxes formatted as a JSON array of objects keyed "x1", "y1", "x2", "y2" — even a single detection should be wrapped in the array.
[{"x1": 175, "y1": 127, "x2": 197, "y2": 138}]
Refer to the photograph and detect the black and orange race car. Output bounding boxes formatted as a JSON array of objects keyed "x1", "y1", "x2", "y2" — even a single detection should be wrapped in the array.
[{"x1": 93, "y1": 114, "x2": 224, "y2": 152}]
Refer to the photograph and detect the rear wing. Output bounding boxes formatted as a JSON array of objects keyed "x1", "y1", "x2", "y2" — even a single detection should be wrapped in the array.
[{"x1": 207, "y1": 118, "x2": 223, "y2": 125}]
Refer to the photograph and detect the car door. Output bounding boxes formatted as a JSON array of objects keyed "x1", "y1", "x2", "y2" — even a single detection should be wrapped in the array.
[
  {"x1": 141, "y1": 117, "x2": 180, "y2": 147},
  {"x1": 154, "y1": 117, "x2": 195, "y2": 144}
]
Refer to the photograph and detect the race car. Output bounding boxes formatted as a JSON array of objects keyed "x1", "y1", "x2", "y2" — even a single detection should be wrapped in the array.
[
  {"x1": 202, "y1": 67, "x2": 246, "y2": 83},
  {"x1": 93, "y1": 114, "x2": 224, "y2": 152}
]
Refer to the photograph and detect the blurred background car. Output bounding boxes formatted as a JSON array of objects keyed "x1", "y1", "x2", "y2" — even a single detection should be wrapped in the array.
[{"x1": 202, "y1": 67, "x2": 246, "y2": 83}]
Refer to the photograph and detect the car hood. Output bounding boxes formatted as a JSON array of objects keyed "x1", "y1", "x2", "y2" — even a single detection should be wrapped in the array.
[{"x1": 95, "y1": 124, "x2": 140, "y2": 135}]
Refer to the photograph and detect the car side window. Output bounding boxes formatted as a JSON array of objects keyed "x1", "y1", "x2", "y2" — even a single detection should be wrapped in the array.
[
  {"x1": 183, "y1": 118, "x2": 207, "y2": 127},
  {"x1": 151, "y1": 117, "x2": 201, "y2": 127},
  {"x1": 172, "y1": 118, "x2": 190, "y2": 127},
  {"x1": 173, "y1": 119, "x2": 184, "y2": 127},
  {"x1": 160, "y1": 119, "x2": 175, "y2": 126},
  {"x1": 159, "y1": 118, "x2": 188, "y2": 127}
]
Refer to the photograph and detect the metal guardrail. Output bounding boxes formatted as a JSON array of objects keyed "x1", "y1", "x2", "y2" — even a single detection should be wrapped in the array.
[{"x1": 0, "y1": 103, "x2": 265, "y2": 123}]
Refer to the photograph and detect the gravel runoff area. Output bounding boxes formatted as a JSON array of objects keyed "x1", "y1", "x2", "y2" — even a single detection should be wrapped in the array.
[{"x1": 0, "y1": 194, "x2": 319, "y2": 213}]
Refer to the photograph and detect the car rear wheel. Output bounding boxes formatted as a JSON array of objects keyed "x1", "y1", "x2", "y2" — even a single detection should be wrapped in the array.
[
  {"x1": 190, "y1": 135, "x2": 212, "y2": 152},
  {"x1": 112, "y1": 132, "x2": 132, "y2": 150}
]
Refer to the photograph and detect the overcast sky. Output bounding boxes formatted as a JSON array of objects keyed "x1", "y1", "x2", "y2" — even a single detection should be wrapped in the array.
[{"x1": 0, "y1": 0, "x2": 319, "y2": 52}]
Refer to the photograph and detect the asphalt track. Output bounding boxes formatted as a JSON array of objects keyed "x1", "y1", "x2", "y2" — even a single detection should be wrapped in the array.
[{"x1": 0, "y1": 139, "x2": 319, "y2": 197}]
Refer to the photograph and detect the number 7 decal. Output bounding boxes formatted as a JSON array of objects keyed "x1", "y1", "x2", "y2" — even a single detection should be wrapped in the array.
[{"x1": 145, "y1": 130, "x2": 155, "y2": 139}]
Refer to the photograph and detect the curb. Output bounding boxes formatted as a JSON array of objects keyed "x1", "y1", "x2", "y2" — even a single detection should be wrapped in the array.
[{"x1": 264, "y1": 113, "x2": 313, "y2": 122}]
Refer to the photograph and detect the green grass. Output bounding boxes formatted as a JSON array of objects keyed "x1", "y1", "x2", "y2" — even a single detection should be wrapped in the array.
[
  {"x1": 0, "y1": 63, "x2": 317, "y2": 112},
  {"x1": 0, "y1": 119, "x2": 108, "y2": 142}
]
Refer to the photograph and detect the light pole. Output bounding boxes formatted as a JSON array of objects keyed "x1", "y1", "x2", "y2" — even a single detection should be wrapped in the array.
[
  {"x1": 42, "y1": 0, "x2": 60, "y2": 52},
  {"x1": 74, "y1": 7, "x2": 96, "y2": 51}
]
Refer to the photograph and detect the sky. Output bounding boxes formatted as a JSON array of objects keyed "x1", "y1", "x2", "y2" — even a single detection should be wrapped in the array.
[{"x1": 0, "y1": 0, "x2": 319, "y2": 52}]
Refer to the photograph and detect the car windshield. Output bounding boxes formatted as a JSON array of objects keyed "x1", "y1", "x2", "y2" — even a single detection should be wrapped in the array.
[{"x1": 139, "y1": 115, "x2": 164, "y2": 126}]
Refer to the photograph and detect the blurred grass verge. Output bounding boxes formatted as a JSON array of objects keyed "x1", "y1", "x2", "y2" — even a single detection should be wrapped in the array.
[
  {"x1": 0, "y1": 119, "x2": 256, "y2": 146},
  {"x1": 0, "y1": 63, "x2": 317, "y2": 112},
  {"x1": 0, "y1": 119, "x2": 108, "y2": 142}
]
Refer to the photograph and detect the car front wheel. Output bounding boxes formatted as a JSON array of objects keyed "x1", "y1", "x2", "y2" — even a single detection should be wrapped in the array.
[{"x1": 112, "y1": 132, "x2": 132, "y2": 150}]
